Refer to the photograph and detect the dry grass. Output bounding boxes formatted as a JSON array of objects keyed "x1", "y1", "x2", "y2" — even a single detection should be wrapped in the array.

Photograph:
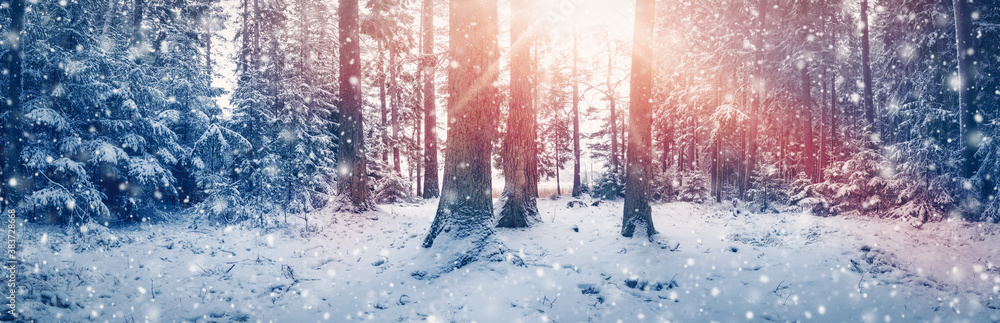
[{"x1": 491, "y1": 182, "x2": 571, "y2": 199}]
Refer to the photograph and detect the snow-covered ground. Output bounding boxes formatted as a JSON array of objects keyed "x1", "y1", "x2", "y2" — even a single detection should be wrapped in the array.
[{"x1": 17, "y1": 198, "x2": 1000, "y2": 322}]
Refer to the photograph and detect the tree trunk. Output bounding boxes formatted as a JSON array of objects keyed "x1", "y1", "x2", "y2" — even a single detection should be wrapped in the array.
[
  {"x1": 298, "y1": 0, "x2": 307, "y2": 74},
  {"x1": 953, "y1": 0, "x2": 979, "y2": 178},
  {"x1": 802, "y1": 65, "x2": 815, "y2": 182},
  {"x1": 621, "y1": 111, "x2": 627, "y2": 165},
  {"x1": 421, "y1": 0, "x2": 440, "y2": 198},
  {"x1": 337, "y1": 0, "x2": 370, "y2": 211},
  {"x1": 689, "y1": 118, "x2": 696, "y2": 169},
  {"x1": 134, "y1": 0, "x2": 144, "y2": 47},
  {"x1": 662, "y1": 124, "x2": 672, "y2": 172},
  {"x1": 415, "y1": 81, "x2": 423, "y2": 197},
  {"x1": 609, "y1": 98, "x2": 618, "y2": 172},
  {"x1": 828, "y1": 9, "x2": 838, "y2": 149},
  {"x1": 379, "y1": 41, "x2": 389, "y2": 164},
  {"x1": 205, "y1": 0, "x2": 212, "y2": 69},
  {"x1": 238, "y1": 0, "x2": 248, "y2": 71},
  {"x1": 711, "y1": 74, "x2": 721, "y2": 202},
  {"x1": 860, "y1": 0, "x2": 876, "y2": 143},
  {"x1": 622, "y1": 0, "x2": 656, "y2": 239},
  {"x1": 607, "y1": 37, "x2": 619, "y2": 173},
  {"x1": 745, "y1": 0, "x2": 766, "y2": 198},
  {"x1": 252, "y1": 0, "x2": 260, "y2": 70},
  {"x1": 390, "y1": 48, "x2": 401, "y2": 174},
  {"x1": 2, "y1": 0, "x2": 26, "y2": 209},
  {"x1": 571, "y1": 23, "x2": 582, "y2": 197},
  {"x1": 820, "y1": 78, "x2": 827, "y2": 182},
  {"x1": 679, "y1": 134, "x2": 686, "y2": 173},
  {"x1": 423, "y1": 0, "x2": 502, "y2": 254},
  {"x1": 497, "y1": 0, "x2": 540, "y2": 228},
  {"x1": 712, "y1": 138, "x2": 720, "y2": 202}
]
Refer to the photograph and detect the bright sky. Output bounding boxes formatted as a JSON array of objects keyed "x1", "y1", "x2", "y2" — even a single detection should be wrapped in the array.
[{"x1": 535, "y1": 0, "x2": 635, "y2": 39}]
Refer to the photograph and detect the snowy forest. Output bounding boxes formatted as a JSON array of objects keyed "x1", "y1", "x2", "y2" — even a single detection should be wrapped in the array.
[{"x1": 2, "y1": 0, "x2": 1000, "y2": 321}]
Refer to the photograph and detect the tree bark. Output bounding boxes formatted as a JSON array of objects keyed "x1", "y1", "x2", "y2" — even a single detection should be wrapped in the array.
[
  {"x1": 802, "y1": 65, "x2": 815, "y2": 182},
  {"x1": 610, "y1": 98, "x2": 618, "y2": 172},
  {"x1": 415, "y1": 81, "x2": 423, "y2": 197},
  {"x1": 379, "y1": 40, "x2": 389, "y2": 164},
  {"x1": 953, "y1": 0, "x2": 979, "y2": 178},
  {"x1": 423, "y1": 0, "x2": 502, "y2": 251},
  {"x1": 571, "y1": 23, "x2": 582, "y2": 197},
  {"x1": 239, "y1": 0, "x2": 248, "y2": 71},
  {"x1": 497, "y1": 0, "x2": 540, "y2": 228},
  {"x1": 860, "y1": 0, "x2": 876, "y2": 143},
  {"x1": 134, "y1": 0, "x2": 144, "y2": 47},
  {"x1": 205, "y1": 0, "x2": 212, "y2": 69},
  {"x1": 622, "y1": 0, "x2": 656, "y2": 239},
  {"x1": 337, "y1": 0, "x2": 370, "y2": 211},
  {"x1": 390, "y1": 47, "x2": 401, "y2": 174},
  {"x1": 745, "y1": 0, "x2": 766, "y2": 198},
  {"x1": 820, "y1": 78, "x2": 827, "y2": 182},
  {"x1": 2, "y1": 0, "x2": 26, "y2": 209},
  {"x1": 607, "y1": 38, "x2": 619, "y2": 173},
  {"x1": 421, "y1": 0, "x2": 440, "y2": 198}
]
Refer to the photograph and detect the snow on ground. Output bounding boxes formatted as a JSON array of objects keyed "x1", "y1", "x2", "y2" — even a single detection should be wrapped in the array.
[{"x1": 16, "y1": 198, "x2": 1000, "y2": 322}]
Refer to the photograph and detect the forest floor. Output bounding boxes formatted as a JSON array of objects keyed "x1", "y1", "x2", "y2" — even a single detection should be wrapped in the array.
[{"x1": 16, "y1": 198, "x2": 1000, "y2": 322}]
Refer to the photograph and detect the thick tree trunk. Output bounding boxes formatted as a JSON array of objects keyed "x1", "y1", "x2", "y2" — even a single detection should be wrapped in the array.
[
  {"x1": 423, "y1": 0, "x2": 502, "y2": 252},
  {"x1": 622, "y1": 0, "x2": 656, "y2": 239},
  {"x1": 860, "y1": 0, "x2": 876, "y2": 143},
  {"x1": 571, "y1": 24, "x2": 582, "y2": 197},
  {"x1": 2, "y1": 0, "x2": 26, "y2": 209},
  {"x1": 497, "y1": 0, "x2": 540, "y2": 228},
  {"x1": 421, "y1": 0, "x2": 440, "y2": 198},
  {"x1": 953, "y1": 0, "x2": 979, "y2": 178},
  {"x1": 337, "y1": 0, "x2": 370, "y2": 211}
]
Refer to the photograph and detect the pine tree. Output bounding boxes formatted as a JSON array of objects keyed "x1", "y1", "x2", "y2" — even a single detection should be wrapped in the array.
[
  {"x1": 1, "y1": 0, "x2": 26, "y2": 209},
  {"x1": 622, "y1": 0, "x2": 656, "y2": 239},
  {"x1": 496, "y1": 0, "x2": 539, "y2": 228},
  {"x1": 337, "y1": 0, "x2": 370, "y2": 211},
  {"x1": 420, "y1": 0, "x2": 440, "y2": 198},
  {"x1": 422, "y1": 0, "x2": 516, "y2": 274}
]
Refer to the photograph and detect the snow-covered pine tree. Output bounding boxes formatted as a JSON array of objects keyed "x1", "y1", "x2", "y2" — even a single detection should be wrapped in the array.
[{"x1": 13, "y1": 0, "x2": 215, "y2": 224}]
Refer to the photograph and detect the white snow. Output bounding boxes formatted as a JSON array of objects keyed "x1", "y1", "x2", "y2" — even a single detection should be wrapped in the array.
[{"x1": 17, "y1": 199, "x2": 1000, "y2": 321}]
